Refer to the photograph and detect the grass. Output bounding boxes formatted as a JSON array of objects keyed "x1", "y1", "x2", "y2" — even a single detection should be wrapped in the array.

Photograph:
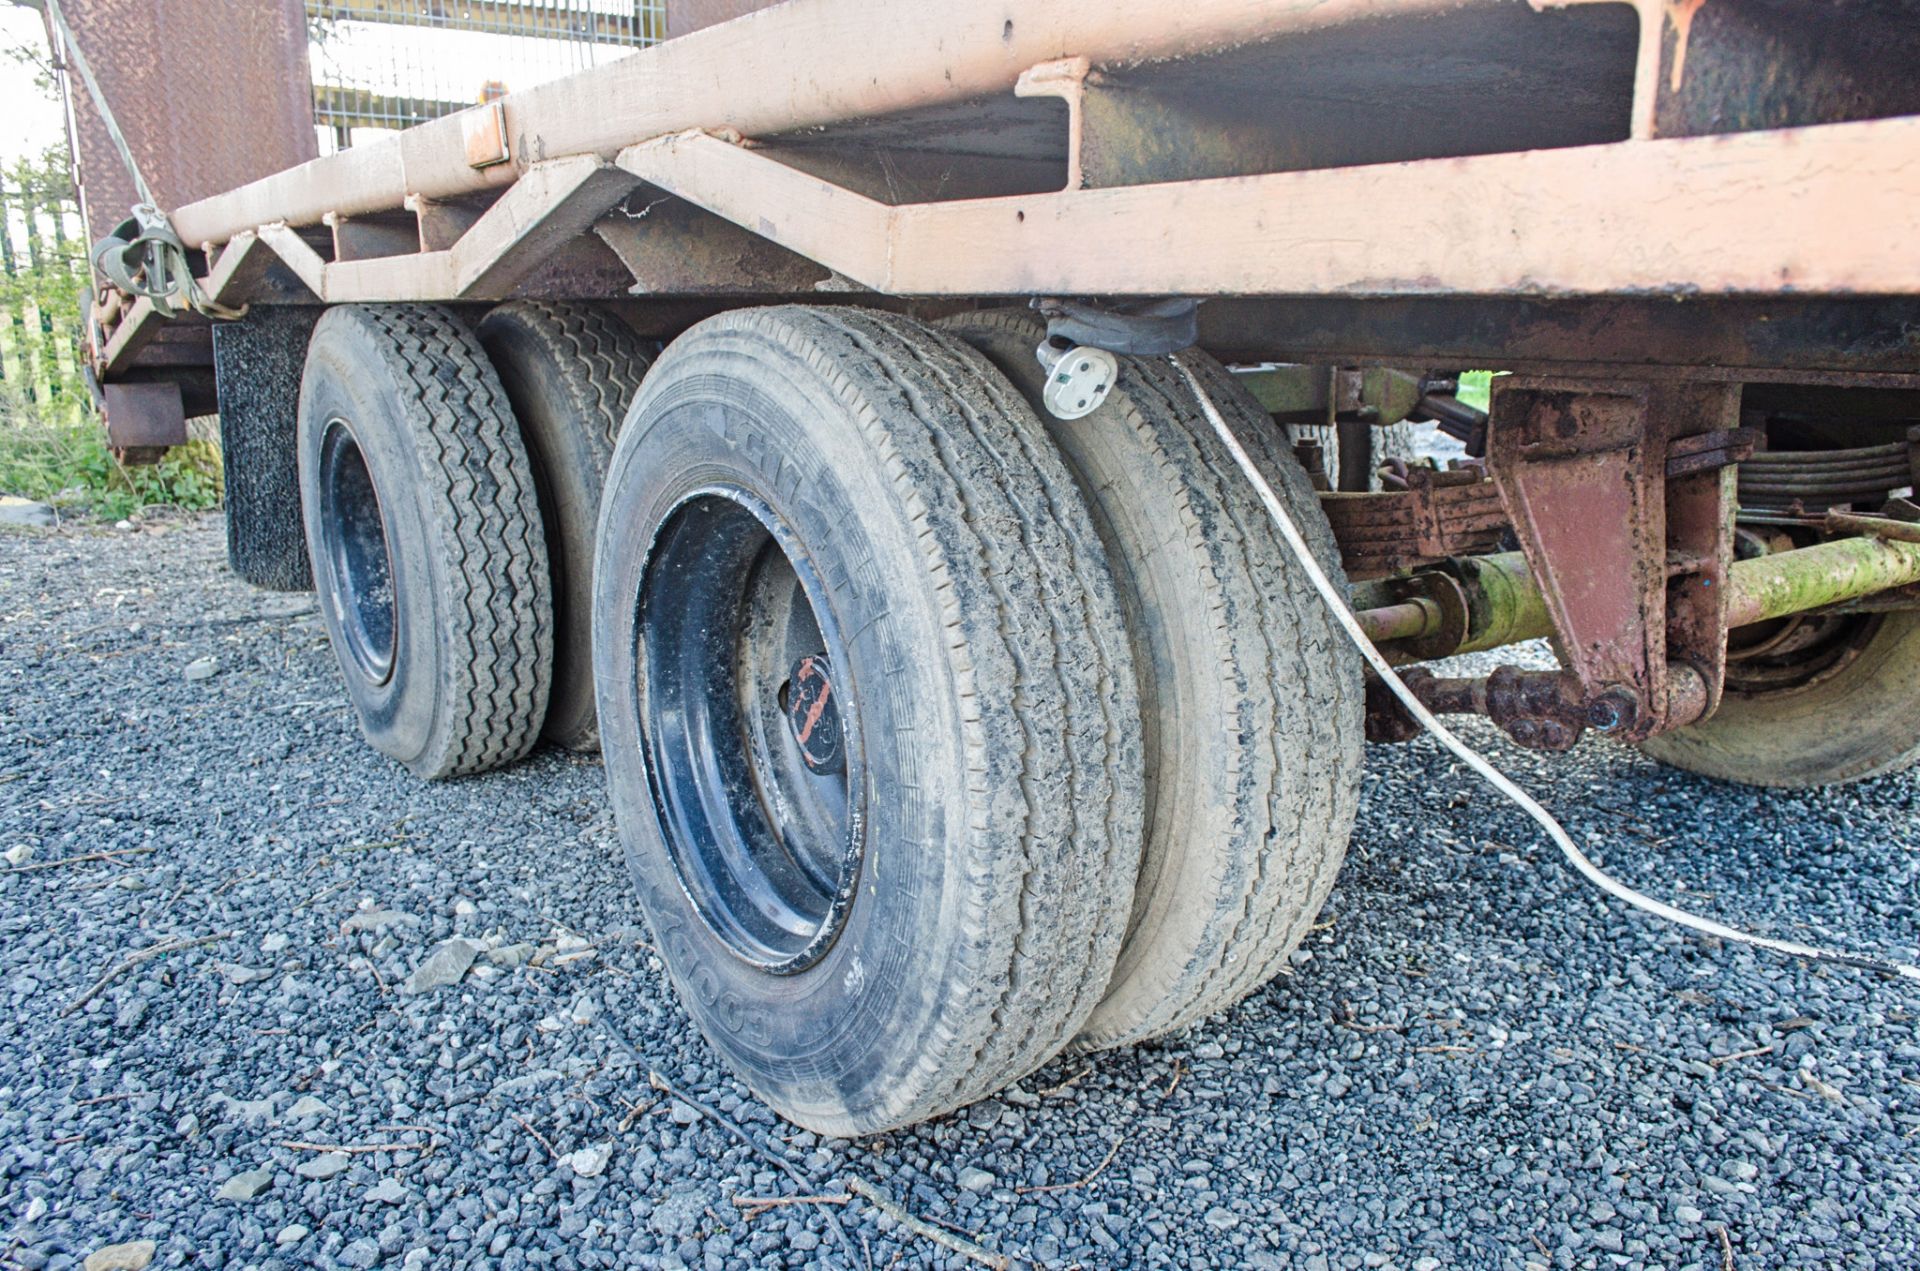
[
  {"x1": 1454, "y1": 370, "x2": 1496, "y2": 413},
  {"x1": 0, "y1": 391, "x2": 224, "y2": 522}
]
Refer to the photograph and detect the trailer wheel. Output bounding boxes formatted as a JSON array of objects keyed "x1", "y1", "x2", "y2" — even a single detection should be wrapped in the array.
[
  {"x1": 298, "y1": 304, "x2": 552, "y2": 779},
  {"x1": 1639, "y1": 612, "x2": 1920, "y2": 787},
  {"x1": 477, "y1": 302, "x2": 655, "y2": 751},
  {"x1": 941, "y1": 310, "x2": 1364, "y2": 1051},
  {"x1": 594, "y1": 306, "x2": 1141, "y2": 1134}
]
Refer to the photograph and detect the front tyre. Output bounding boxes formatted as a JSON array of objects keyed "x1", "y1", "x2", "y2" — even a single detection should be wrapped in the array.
[{"x1": 594, "y1": 307, "x2": 1143, "y2": 1134}]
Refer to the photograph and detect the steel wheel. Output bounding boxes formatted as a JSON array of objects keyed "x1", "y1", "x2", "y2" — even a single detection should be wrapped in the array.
[
  {"x1": 636, "y1": 487, "x2": 863, "y2": 974},
  {"x1": 314, "y1": 420, "x2": 397, "y2": 685}
]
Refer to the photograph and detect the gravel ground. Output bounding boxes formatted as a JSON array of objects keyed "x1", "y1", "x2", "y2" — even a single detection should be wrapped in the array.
[{"x1": 2, "y1": 513, "x2": 1917, "y2": 1271}]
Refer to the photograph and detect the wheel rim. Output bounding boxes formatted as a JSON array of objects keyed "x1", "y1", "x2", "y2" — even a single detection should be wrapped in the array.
[
  {"x1": 635, "y1": 487, "x2": 865, "y2": 973},
  {"x1": 316, "y1": 419, "x2": 397, "y2": 685}
]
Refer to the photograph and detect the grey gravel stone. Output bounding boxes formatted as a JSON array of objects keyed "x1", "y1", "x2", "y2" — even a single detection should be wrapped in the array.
[
  {"x1": 0, "y1": 496, "x2": 56, "y2": 527},
  {"x1": 82, "y1": 1242, "x2": 154, "y2": 1271},
  {"x1": 3, "y1": 515, "x2": 1918, "y2": 1270},
  {"x1": 957, "y1": 1167, "x2": 995, "y2": 1192},
  {"x1": 216, "y1": 1167, "x2": 273, "y2": 1201},
  {"x1": 366, "y1": 1177, "x2": 408, "y2": 1204},
  {"x1": 402, "y1": 937, "x2": 481, "y2": 994},
  {"x1": 293, "y1": 1151, "x2": 350, "y2": 1181}
]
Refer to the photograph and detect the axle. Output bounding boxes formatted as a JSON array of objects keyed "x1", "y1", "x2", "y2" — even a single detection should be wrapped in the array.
[{"x1": 1355, "y1": 535, "x2": 1920, "y2": 660}]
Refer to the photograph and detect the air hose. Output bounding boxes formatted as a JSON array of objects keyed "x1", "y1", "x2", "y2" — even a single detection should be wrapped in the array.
[{"x1": 1167, "y1": 353, "x2": 1920, "y2": 983}]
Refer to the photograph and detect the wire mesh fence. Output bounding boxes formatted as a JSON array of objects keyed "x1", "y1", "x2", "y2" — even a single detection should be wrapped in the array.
[
  {"x1": 306, "y1": 0, "x2": 666, "y2": 143},
  {"x1": 0, "y1": 161, "x2": 90, "y2": 420}
]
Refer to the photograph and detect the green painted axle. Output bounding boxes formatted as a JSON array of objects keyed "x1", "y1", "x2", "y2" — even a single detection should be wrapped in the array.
[{"x1": 1355, "y1": 536, "x2": 1920, "y2": 657}]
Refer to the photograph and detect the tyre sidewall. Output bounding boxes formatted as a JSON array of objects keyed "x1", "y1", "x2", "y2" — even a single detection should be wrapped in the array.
[
  {"x1": 595, "y1": 330, "x2": 972, "y2": 1133},
  {"x1": 1641, "y1": 611, "x2": 1920, "y2": 786}
]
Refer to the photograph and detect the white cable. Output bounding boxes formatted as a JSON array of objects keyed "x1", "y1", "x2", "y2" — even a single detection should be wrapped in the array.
[{"x1": 1167, "y1": 353, "x2": 1920, "y2": 983}]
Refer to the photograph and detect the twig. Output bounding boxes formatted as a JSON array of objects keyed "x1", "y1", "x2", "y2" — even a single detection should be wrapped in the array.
[
  {"x1": 1162, "y1": 1059, "x2": 1184, "y2": 1100},
  {"x1": 62, "y1": 932, "x2": 231, "y2": 1016},
  {"x1": 9, "y1": 846, "x2": 155, "y2": 873},
  {"x1": 1333, "y1": 1002, "x2": 1405, "y2": 1034},
  {"x1": 1415, "y1": 1044, "x2": 1476, "y2": 1055},
  {"x1": 616, "y1": 1096, "x2": 651, "y2": 1134},
  {"x1": 1710, "y1": 1044, "x2": 1776, "y2": 1067},
  {"x1": 73, "y1": 1092, "x2": 139, "y2": 1107},
  {"x1": 1038, "y1": 1067, "x2": 1090, "y2": 1099},
  {"x1": 644, "y1": 1069, "x2": 866, "y2": 1269},
  {"x1": 594, "y1": 1013, "x2": 866, "y2": 1270},
  {"x1": 846, "y1": 1177, "x2": 1010, "y2": 1270},
  {"x1": 732, "y1": 1193, "x2": 852, "y2": 1219},
  {"x1": 509, "y1": 1114, "x2": 559, "y2": 1162},
  {"x1": 279, "y1": 1139, "x2": 429, "y2": 1154},
  {"x1": 1716, "y1": 1223, "x2": 1736, "y2": 1271},
  {"x1": 1016, "y1": 1135, "x2": 1124, "y2": 1195}
]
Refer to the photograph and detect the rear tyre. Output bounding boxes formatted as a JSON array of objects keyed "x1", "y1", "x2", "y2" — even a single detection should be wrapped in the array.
[
  {"x1": 298, "y1": 304, "x2": 552, "y2": 780},
  {"x1": 941, "y1": 310, "x2": 1364, "y2": 1050},
  {"x1": 594, "y1": 306, "x2": 1142, "y2": 1134},
  {"x1": 477, "y1": 301, "x2": 655, "y2": 751},
  {"x1": 1639, "y1": 612, "x2": 1920, "y2": 787}
]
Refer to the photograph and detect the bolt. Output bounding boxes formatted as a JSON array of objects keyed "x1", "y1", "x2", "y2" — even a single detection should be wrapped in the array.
[{"x1": 1585, "y1": 686, "x2": 1641, "y2": 733}]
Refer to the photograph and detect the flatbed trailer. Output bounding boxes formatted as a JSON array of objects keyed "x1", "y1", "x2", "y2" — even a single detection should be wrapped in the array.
[{"x1": 63, "y1": 0, "x2": 1920, "y2": 1133}]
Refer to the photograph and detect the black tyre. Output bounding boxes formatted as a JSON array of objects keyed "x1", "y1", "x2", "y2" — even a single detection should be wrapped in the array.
[
  {"x1": 298, "y1": 304, "x2": 552, "y2": 779},
  {"x1": 1639, "y1": 611, "x2": 1920, "y2": 787},
  {"x1": 942, "y1": 310, "x2": 1365, "y2": 1050},
  {"x1": 594, "y1": 306, "x2": 1143, "y2": 1134},
  {"x1": 477, "y1": 302, "x2": 655, "y2": 751}
]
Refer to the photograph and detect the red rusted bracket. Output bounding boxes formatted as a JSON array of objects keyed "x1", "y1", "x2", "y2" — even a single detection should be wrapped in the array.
[{"x1": 1486, "y1": 378, "x2": 1746, "y2": 741}]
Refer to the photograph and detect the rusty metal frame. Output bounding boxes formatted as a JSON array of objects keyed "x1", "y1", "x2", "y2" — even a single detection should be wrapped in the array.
[
  {"x1": 606, "y1": 120, "x2": 1920, "y2": 299},
  {"x1": 1485, "y1": 377, "x2": 1747, "y2": 740}
]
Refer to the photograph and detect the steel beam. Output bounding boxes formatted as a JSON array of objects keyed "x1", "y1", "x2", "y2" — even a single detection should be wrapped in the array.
[
  {"x1": 615, "y1": 118, "x2": 1920, "y2": 298},
  {"x1": 163, "y1": 0, "x2": 1550, "y2": 245}
]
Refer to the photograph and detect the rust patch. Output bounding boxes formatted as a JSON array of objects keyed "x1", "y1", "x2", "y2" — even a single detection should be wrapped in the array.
[{"x1": 1667, "y1": 0, "x2": 1710, "y2": 93}]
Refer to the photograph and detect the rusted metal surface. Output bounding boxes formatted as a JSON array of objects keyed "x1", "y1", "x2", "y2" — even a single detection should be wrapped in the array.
[
  {"x1": 49, "y1": 0, "x2": 316, "y2": 249},
  {"x1": 1397, "y1": 666, "x2": 1601, "y2": 752},
  {"x1": 101, "y1": 381, "x2": 186, "y2": 455},
  {"x1": 1320, "y1": 471, "x2": 1507, "y2": 580},
  {"x1": 591, "y1": 197, "x2": 830, "y2": 295},
  {"x1": 463, "y1": 103, "x2": 514, "y2": 171},
  {"x1": 1200, "y1": 296, "x2": 1920, "y2": 381},
  {"x1": 1738, "y1": 441, "x2": 1917, "y2": 512},
  {"x1": 1239, "y1": 366, "x2": 1428, "y2": 427},
  {"x1": 1485, "y1": 377, "x2": 1743, "y2": 740},
  {"x1": 1053, "y1": 2, "x2": 1636, "y2": 189},
  {"x1": 1645, "y1": 0, "x2": 1920, "y2": 140},
  {"x1": 1659, "y1": 385, "x2": 1746, "y2": 723},
  {"x1": 1823, "y1": 509, "x2": 1920, "y2": 547}
]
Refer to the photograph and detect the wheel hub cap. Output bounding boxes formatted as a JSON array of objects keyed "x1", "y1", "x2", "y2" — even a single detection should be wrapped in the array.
[{"x1": 785, "y1": 654, "x2": 844, "y2": 775}]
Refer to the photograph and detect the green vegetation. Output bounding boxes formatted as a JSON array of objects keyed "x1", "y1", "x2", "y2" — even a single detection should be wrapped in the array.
[
  {"x1": 1455, "y1": 370, "x2": 1495, "y2": 413},
  {"x1": 0, "y1": 138, "x2": 222, "y2": 521}
]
